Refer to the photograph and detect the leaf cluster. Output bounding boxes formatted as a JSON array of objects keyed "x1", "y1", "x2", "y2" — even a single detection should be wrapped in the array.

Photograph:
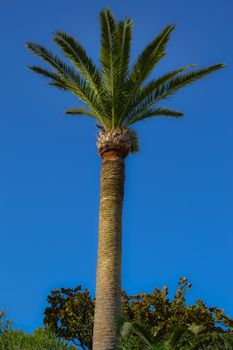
[
  {"x1": 119, "y1": 322, "x2": 233, "y2": 350},
  {"x1": 44, "y1": 286, "x2": 94, "y2": 350},
  {"x1": 0, "y1": 312, "x2": 74, "y2": 350},
  {"x1": 26, "y1": 8, "x2": 224, "y2": 133},
  {"x1": 121, "y1": 277, "x2": 233, "y2": 341},
  {"x1": 44, "y1": 278, "x2": 233, "y2": 349}
]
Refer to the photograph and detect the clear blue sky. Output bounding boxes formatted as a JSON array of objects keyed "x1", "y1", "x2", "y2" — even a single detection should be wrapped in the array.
[{"x1": 0, "y1": 0, "x2": 232, "y2": 332}]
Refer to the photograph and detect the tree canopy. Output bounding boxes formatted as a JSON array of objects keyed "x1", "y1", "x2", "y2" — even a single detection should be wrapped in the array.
[
  {"x1": 44, "y1": 286, "x2": 94, "y2": 349},
  {"x1": 26, "y1": 8, "x2": 224, "y2": 134},
  {"x1": 43, "y1": 278, "x2": 233, "y2": 350}
]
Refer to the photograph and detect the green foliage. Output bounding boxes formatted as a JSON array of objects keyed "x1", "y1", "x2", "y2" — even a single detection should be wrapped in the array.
[
  {"x1": 26, "y1": 8, "x2": 224, "y2": 134},
  {"x1": 44, "y1": 279, "x2": 233, "y2": 349},
  {"x1": 0, "y1": 311, "x2": 75, "y2": 350},
  {"x1": 44, "y1": 286, "x2": 94, "y2": 350},
  {"x1": 119, "y1": 321, "x2": 233, "y2": 350},
  {"x1": 121, "y1": 277, "x2": 233, "y2": 339}
]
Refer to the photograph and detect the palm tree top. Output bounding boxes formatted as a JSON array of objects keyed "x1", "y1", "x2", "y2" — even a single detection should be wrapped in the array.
[{"x1": 26, "y1": 8, "x2": 224, "y2": 132}]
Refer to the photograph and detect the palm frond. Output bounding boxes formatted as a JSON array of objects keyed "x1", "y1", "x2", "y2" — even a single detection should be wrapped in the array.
[
  {"x1": 117, "y1": 19, "x2": 132, "y2": 84},
  {"x1": 185, "y1": 332, "x2": 233, "y2": 350},
  {"x1": 99, "y1": 8, "x2": 116, "y2": 66},
  {"x1": 123, "y1": 64, "x2": 195, "y2": 119},
  {"x1": 118, "y1": 25, "x2": 175, "y2": 124},
  {"x1": 26, "y1": 42, "x2": 81, "y2": 85},
  {"x1": 28, "y1": 66, "x2": 69, "y2": 91},
  {"x1": 65, "y1": 107, "x2": 96, "y2": 119},
  {"x1": 53, "y1": 31, "x2": 102, "y2": 96},
  {"x1": 129, "y1": 129, "x2": 140, "y2": 153},
  {"x1": 99, "y1": 8, "x2": 116, "y2": 86},
  {"x1": 154, "y1": 64, "x2": 225, "y2": 101},
  {"x1": 120, "y1": 321, "x2": 151, "y2": 350},
  {"x1": 48, "y1": 81, "x2": 68, "y2": 91},
  {"x1": 127, "y1": 107, "x2": 183, "y2": 125},
  {"x1": 99, "y1": 10, "x2": 134, "y2": 126},
  {"x1": 26, "y1": 42, "x2": 89, "y2": 98},
  {"x1": 129, "y1": 25, "x2": 175, "y2": 85},
  {"x1": 123, "y1": 64, "x2": 224, "y2": 126},
  {"x1": 113, "y1": 18, "x2": 133, "y2": 123},
  {"x1": 26, "y1": 42, "x2": 109, "y2": 126},
  {"x1": 26, "y1": 9, "x2": 225, "y2": 133},
  {"x1": 99, "y1": 8, "x2": 120, "y2": 125}
]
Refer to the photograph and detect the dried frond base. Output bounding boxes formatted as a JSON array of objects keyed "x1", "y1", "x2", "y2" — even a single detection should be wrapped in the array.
[{"x1": 97, "y1": 128, "x2": 132, "y2": 158}]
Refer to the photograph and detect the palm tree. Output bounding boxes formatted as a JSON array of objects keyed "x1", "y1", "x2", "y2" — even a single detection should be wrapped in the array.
[{"x1": 26, "y1": 8, "x2": 224, "y2": 350}]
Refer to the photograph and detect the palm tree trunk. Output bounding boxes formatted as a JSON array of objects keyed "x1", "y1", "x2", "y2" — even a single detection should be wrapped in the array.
[{"x1": 93, "y1": 150, "x2": 125, "y2": 350}]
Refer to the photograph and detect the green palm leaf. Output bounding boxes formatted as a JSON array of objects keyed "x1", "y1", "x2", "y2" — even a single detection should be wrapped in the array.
[
  {"x1": 129, "y1": 24, "x2": 175, "y2": 85},
  {"x1": 99, "y1": 9, "x2": 133, "y2": 126},
  {"x1": 120, "y1": 321, "x2": 151, "y2": 350},
  {"x1": 123, "y1": 64, "x2": 195, "y2": 121},
  {"x1": 125, "y1": 64, "x2": 224, "y2": 123},
  {"x1": 99, "y1": 8, "x2": 117, "y2": 76},
  {"x1": 53, "y1": 31, "x2": 102, "y2": 96},
  {"x1": 65, "y1": 107, "x2": 96, "y2": 119},
  {"x1": 26, "y1": 42, "x2": 82, "y2": 85},
  {"x1": 155, "y1": 64, "x2": 225, "y2": 101},
  {"x1": 127, "y1": 107, "x2": 183, "y2": 125},
  {"x1": 116, "y1": 19, "x2": 132, "y2": 84},
  {"x1": 113, "y1": 19, "x2": 133, "y2": 122},
  {"x1": 26, "y1": 42, "x2": 108, "y2": 126},
  {"x1": 26, "y1": 8, "x2": 225, "y2": 133},
  {"x1": 28, "y1": 66, "x2": 69, "y2": 91},
  {"x1": 118, "y1": 25, "x2": 175, "y2": 124},
  {"x1": 99, "y1": 8, "x2": 117, "y2": 122}
]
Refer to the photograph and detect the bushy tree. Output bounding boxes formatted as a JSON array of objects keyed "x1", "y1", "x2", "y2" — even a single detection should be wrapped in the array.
[
  {"x1": 121, "y1": 277, "x2": 233, "y2": 339},
  {"x1": 0, "y1": 311, "x2": 75, "y2": 350},
  {"x1": 44, "y1": 278, "x2": 233, "y2": 349},
  {"x1": 44, "y1": 286, "x2": 94, "y2": 350}
]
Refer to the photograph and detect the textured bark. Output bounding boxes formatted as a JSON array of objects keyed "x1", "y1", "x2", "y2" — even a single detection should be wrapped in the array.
[{"x1": 93, "y1": 150, "x2": 126, "y2": 350}]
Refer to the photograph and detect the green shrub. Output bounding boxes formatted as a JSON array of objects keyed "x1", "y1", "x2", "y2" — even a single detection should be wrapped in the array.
[{"x1": 0, "y1": 311, "x2": 75, "y2": 350}]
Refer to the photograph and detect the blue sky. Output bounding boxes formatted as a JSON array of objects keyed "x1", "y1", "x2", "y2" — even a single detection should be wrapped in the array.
[{"x1": 0, "y1": 0, "x2": 232, "y2": 332}]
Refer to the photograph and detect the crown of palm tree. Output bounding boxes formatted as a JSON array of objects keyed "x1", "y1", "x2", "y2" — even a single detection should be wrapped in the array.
[{"x1": 26, "y1": 8, "x2": 224, "y2": 135}]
